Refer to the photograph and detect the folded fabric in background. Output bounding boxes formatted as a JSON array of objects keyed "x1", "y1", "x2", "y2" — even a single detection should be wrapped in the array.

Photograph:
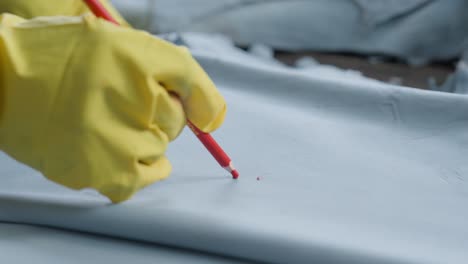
[
  {"x1": 112, "y1": 0, "x2": 468, "y2": 64},
  {"x1": 354, "y1": 0, "x2": 434, "y2": 26}
]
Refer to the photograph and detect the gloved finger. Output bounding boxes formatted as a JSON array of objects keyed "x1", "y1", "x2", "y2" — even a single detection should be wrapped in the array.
[
  {"x1": 96, "y1": 170, "x2": 137, "y2": 203},
  {"x1": 98, "y1": 156, "x2": 171, "y2": 203},
  {"x1": 144, "y1": 42, "x2": 227, "y2": 133},
  {"x1": 96, "y1": 128, "x2": 170, "y2": 203},
  {"x1": 177, "y1": 51, "x2": 226, "y2": 133},
  {"x1": 151, "y1": 85, "x2": 186, "y2": 142},
  {"x1": 136, "y1": 123, "x2": 170, "y2": 166},
  {"x1": 98, "y1": 125, "x2": 172, "y2": 203},
  {"x1": 137, "y1": 155, "x2": 172, "y2": 190}
]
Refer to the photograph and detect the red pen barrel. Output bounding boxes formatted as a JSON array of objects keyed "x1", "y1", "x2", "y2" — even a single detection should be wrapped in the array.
[
  {"x1": 187, "y1": 121, "x2": 231, "y2": 167},
  {"x1": 83, "y1": 0, "x2": 120, "y2": 25},
  {"x1": 187, "y1": 122, "x2": 239, "y2": 179}
]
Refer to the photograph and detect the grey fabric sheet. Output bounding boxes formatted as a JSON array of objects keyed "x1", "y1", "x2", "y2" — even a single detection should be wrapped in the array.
[
  {"x1": 1, "y1": 34, "x2": 468, "y2": 263},
  {"x1": 0, "y1": 223, "x2": 249, "y2": 264},
  {"x1": 112, "y1": 0, "x2": 468, "y2": 64},
  {"x1": 353, "y1": 0, "x2": 433, "y2": 25}
]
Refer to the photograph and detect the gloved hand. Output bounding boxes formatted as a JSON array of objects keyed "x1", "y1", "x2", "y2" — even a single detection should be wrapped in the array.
[
  {"x1": 0, "y1": 0, "x2": 127, "y2": 25},
  {"x1": 0, "y1": 14, "x2": 226, "y2": 203}
]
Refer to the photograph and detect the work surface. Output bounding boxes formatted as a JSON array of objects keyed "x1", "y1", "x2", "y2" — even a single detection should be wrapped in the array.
[{"x1": 1, "y1": 34, "x2": 468, "y2": 264}]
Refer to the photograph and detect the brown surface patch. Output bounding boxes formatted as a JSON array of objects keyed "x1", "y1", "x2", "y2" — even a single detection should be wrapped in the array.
[{"x1": 275, "y1": 51, "x2": 456, "y2": 89}]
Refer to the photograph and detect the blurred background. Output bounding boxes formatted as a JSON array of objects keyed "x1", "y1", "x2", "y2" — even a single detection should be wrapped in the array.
[{"x1": 111, "y1": 0, "x2": 468, "y2": 90}]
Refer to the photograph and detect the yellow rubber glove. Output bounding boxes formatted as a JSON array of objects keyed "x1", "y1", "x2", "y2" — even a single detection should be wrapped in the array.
[
  {"x1": 0, "y1": 0, "x2": 128, "y2": 26},
  {"x1": 0, "y1": 14, "x2": 226, "y2": 203}
]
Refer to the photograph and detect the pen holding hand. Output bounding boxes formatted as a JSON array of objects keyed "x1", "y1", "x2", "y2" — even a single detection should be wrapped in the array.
[
  {"x1": 0, "y1": 2, "x2": 228, "y2": 203},
  {"x1": 84, "y1": 0, "x2": 239, "y2": 179}
]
